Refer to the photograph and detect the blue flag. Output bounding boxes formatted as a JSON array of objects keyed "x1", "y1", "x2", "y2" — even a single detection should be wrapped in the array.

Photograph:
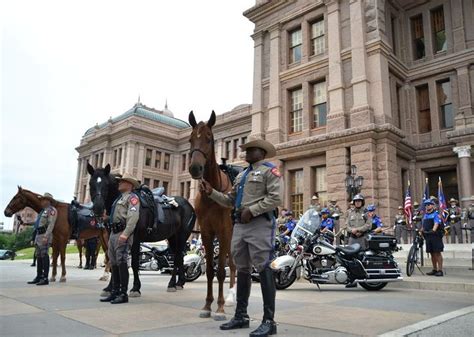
[{"x1": 420, "y1": 178, "x2": 429, "y2": 213}]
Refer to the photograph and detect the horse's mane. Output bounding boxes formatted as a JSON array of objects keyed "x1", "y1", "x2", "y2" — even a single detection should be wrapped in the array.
[{"x1": 20, "y1": 187, "x2": 69, "y2": 207}]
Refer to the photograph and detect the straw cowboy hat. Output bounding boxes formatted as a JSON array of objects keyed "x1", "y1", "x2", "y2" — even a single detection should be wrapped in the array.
[
  {"x1": 311, "y1": 195, "x2": 319, "y2": 200},
  {"x1": 240, "y1": 139, "x2": 276, "y2": 158},
  {"x1": 118, "y1": 173, "x2": 140, "y2": 189},
  {"x1": 38, "y1": 192, "x2": 54, "y2": 201},
  {"x1": 449, "y1": 197, "x2": 458, "y2": 204}
]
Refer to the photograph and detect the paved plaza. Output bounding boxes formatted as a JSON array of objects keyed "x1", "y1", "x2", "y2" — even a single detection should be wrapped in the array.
[{"x1": 0, "y1": 258, "x2": 473, "y2": 337}]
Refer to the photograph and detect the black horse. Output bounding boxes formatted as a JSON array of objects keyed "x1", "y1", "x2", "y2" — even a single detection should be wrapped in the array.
[{"x1": 87, "y1": 163, "x2": 196, "y2": 295}]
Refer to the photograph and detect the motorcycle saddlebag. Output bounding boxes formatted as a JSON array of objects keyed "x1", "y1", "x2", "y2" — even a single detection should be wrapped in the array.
[{"x1": 367, "y1": 235, "x2": 397, "y2": 251}]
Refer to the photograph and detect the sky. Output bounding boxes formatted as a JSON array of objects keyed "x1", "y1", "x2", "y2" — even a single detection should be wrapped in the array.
[{"x1": 1, "y1": 0, "x2": 256, "y2": 229}]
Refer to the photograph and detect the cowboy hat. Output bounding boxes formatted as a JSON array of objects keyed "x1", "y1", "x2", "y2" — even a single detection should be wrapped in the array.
[
  {"x1": 38, "y1": 192, "x2": 54, "y2": 201},
  {"x1": 239, "y1": 139, "x2": 276, "y2": 158},
  {"x1": 398, "y1": 206, "x2": 403, "y2": 210},
  {"x1": 118, "y1": 173, "x2": 140, "y2": 189},
  {"x1": 449, "y1": 197, "x2": 458, "y2": 204},
  {"x1": 311, "y1": 195, "x2": 319, "y2": 200}
]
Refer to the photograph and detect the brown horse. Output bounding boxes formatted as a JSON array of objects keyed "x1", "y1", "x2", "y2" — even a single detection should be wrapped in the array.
[
  {"x1": 188, "y1": 111, "x2": 236, "y2": 320},
  {"x1": 3, "y1": 187, "x2": 109, "y2": 282}
]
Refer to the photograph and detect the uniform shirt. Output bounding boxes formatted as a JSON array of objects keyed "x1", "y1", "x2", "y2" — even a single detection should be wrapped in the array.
[
  {"x1": 320, "y1": 218, "x2": 334, "y2": 231},
  {"x1": 111, "y1": 191, "x2": 140, "y2": 237},
  {"x1": 371, "y1": 215, "x2": 383, "y2": 230},
  {"x1": 209, "y1": 160, "x2": 283, "y2": 217},
  {"x1": 394, "y1": 213, "x2": 406, "y2": 225},
  {"x1": 422, "y1": 210, "x2": 442, "y2": 232},
  {"x1": 38, "y1": 206, "x2": 58, "y2": 237},
  {"x1": 346, "y1": 208, "x2": 372, "y2": 233},
  {"x1": 448, "y1": 206, "x2": 461, "y2": 223},
  {"x1": 284, "y1": 219, "x2": 296, "y2": 232}
]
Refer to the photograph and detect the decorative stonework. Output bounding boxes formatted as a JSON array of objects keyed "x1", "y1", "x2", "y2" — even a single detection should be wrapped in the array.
[{"x1": 453, "y1": 145, "x2": 472, "y2": 158}]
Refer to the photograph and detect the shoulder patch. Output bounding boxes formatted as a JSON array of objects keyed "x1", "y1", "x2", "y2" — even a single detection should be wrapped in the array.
[
  {"x1": 130, "y1": 196, "x2": 139, "y2": 206},
  {"x1": 271, "y1": 167, "x2": 281, "y2": 177}
]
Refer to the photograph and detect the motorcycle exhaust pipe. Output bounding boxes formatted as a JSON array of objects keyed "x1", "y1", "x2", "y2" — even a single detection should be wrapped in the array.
[{"x1": 353, "y1": 277, "x2": 403, "y2": 283}]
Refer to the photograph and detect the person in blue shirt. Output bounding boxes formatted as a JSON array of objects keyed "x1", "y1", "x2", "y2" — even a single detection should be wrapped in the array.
[
  {"x1": 280, "y1": 211, "x2": 296, "y2": 238},
  {"x1": 421, "y1": 199, "x2": 444, "y2": 277},
  {"x1": 366, "y1": 204, "x2": 383, "y2": 234},
  {"x1": 320, "y1": 208, "x2": 334, "y2": 233}
]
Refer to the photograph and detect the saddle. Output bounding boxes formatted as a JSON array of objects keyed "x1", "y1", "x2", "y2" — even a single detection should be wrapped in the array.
[
  {"x1": 219, "y1": 158, "x2": 244, "y2": 185},
  {"x1": 133, "y1": 185, "x2": 178, "y2": 229},
  {"x1": 68, "y1": 200, "x2": 103, "y2": 236}
]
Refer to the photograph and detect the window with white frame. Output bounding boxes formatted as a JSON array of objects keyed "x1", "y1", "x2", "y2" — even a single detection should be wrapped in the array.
[
  {"x1": 289, "y1": 29, "x2": 302, "y2": 63},
  {"x1": 312, "y1": 81, "x2": 327, "y2": 128},
  {"x1": 290, "y1": 88, "x2": 303, "y2": 133},
  {"x1": 311, "y1": 18, "x2": 325, "y2": 56}
]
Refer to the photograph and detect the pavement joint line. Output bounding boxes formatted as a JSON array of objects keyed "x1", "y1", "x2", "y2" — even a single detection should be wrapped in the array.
[{"x1": 377, "y1": 305, "x2": 474, "y2": 337}]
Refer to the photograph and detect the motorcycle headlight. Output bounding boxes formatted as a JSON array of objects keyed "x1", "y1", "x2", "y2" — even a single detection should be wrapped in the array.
[{"x1": 289, "y1": 238, "x2": 298, "y2": 251}]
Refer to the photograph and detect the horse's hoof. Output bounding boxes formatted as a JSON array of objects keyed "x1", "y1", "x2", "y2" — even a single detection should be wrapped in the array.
[
  {"x1": 59, "y1": 277, "x2": 66, "y2": 283},
  {"x1": 199, "y1": 310, "x2": 211, "y2": 318},
  {"x1": 49, "y1": 277, "x2": 56, "y2": 282},
  {"x1": 167, "y1": 287, "x2": 177, "y2": 293},
  {"x1": 129, "y1": 290, "x2": 141, "y2": 298},
  {"x1": 99, "y1": 276, "x2": 109, "y2": 282},
  {"x1": 176, "y1": 285, "x2": 184, "y2": 290},
  {"x1": 100, "y1": 291, "x2": 111, "y2": 297},
  {"x1": 213, "y1": 313, "x2": 227, "y2": 321}
]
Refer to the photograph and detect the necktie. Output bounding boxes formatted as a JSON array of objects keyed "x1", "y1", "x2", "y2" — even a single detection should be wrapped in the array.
[
  {"x1": 34, "y1": 210, "x2": 44, "y2": 230},
  {"x1": 109, "y1": 198, "x2": 120, "y2": 225},
  {"x1": 235, "y1": 165, "x2": 253, "y2": 209}
]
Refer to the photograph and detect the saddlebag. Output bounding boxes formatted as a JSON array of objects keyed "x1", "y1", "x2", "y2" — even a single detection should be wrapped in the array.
[
  {"x1": 361, "y1": 254, "x2": 400, "y2": 280},
  {"x1": 367, "y1": 235, "x2": 397, "y2": 251}
]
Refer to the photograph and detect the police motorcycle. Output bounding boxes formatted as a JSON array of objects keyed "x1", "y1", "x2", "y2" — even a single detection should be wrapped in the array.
[
  {"x1": 270, "y1": 208, "x2": 403, "y2": 291},
  {"x1": 182, "y1": 238, "x2": 228, "y2": 281}
]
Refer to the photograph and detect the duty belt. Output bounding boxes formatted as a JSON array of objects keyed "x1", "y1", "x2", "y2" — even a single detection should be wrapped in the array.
[
  {"x1": 111, "y1": 222, "x2": 126, "y2": 234},
  {"x1": 37, "y1": 227, "x2": 46, "y2": 234}
]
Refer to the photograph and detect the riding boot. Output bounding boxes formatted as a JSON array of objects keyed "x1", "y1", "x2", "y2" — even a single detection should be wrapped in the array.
[
  {"x1": 28, "y1": 257, "x2": 42, "y2": 284},
  {"x1": 31, "y1": 252, "x2": 36, "y2": 267},
  {"x1": 111, "y1": 262, "x2": 129, "y2": 304},
  {"x1": 220, "y1": 271, "x2": 251, "y2": 330},
  {"x1": 37, "y1": 255, "x2": 50, "y2": 286},
  {"x1": 100, "y1": 266, "x2": 120, "y2": 302},
  {"x1": 250, "y1": 267, "x2": 277, "y2": 337}
]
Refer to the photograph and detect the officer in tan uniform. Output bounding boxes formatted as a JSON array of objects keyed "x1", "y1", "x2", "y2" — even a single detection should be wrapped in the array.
[
  {"x1": 28, "y1": 193, "x2": 57, "y2": 286},
  {"x1": 346, "y1": 194, "x2": 372, "y2": 250},
  {"x1": 394, "y1": 206, "x2": 408, "y2": 244},
  {"x1": 200, "y1": 139, "x2": 283, "y2": 337},
  {"x1": 448, "y1": 198, "x2": 462, "y2": 243},
  {"x1": 100, "y1": 173, "x2": 140, "y2": 304}
]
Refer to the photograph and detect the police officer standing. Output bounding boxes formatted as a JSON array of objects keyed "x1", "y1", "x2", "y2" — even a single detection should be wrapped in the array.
[
  {"x1": 448, "y1": 198, "x2": 462, "y2": 243},
  {"x1": 200, "y1": 139, "x2": 282, "y2": 337},
  {"x1": 84, "y1": 237, "x2": 99, "y2": 270},
  {"x1": 100, "y1": 173, "x2": 140, "y2": 304},
  {"x1": 394, "y1": 206, "x2": 408, "y2": 244},
  {"x1": 27, "y1": 193, "x2": 57, "y2": 286},
  {"x1": 366, "y1": 205, "x2": 383, "y2": 234},
  {"x1": 412, "y1": 201, "x2": 423, "y2": 230},
  {"x1": 421, "y1": 199, "x2": 444, "y2": 277},
  {"x1": 309, "y1": 194, "x2": 321, "y2": 212},
  {"x1": 346, "y1": 194, "x2": 372, "y2": 250}
]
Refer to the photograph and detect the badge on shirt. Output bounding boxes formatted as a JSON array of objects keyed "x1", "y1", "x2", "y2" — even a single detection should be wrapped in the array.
[
  {"x1": 130, "y1": 207, "x2": 137, "y2": 212},
  {"x1": 130, "y1": 196, "x2": 139, "y2": 206},
  {"x1": 50, "y1": 209, "x2": 56, "y2": 216},
  {"x1": 271, "y1": 167, "x2": 281, "y2": 177}
]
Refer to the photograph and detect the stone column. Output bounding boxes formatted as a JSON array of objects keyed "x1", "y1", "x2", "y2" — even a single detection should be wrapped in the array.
[
  {"x1": 124, "y1": 142, "x2": 135, "y2": 174},
  {"x1": 266, "y1": 24, "x2": 283, "y2": 144},
  {"x1": 453, "y1": 145, "x2": 472, "y2": 208},
  {"x1": 326, "y1": 0, "x2": 346, "y2": 132},
  {"x1": 74, "y1": 158, "x2": 81, "y2": 199},
  {"x1": 351, "y1": 141, "x2": 377, "y2": 203},
  {"x1": 349, "y1": 0, "x2": 373, "y2": 127},
  {"x1": 302, "y1": 81, "x2": 311, "y2": 137},
  {"x1": 250, "y1": 31, "x2": 265, "y2": 140},
  {"x1": 375, "y1": 140, "x2": 399, "y2": 225},
  {"x1": 455, "y1": 66, "x2": 473, "y2": 128},
  {"x1": 326, "y1": 147, "x2": 350, "y2": 211},
  {"x1": 367, "y1": 51, "x2": 391, "y2": 125},
  {"x1": 136, "y1": 143, "x2": 145, "y2": 181}
]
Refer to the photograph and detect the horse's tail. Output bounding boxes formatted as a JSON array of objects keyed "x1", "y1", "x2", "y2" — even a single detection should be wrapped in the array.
[{"x1": 174, "y1": 196, "x2": 196, "y2": 235}]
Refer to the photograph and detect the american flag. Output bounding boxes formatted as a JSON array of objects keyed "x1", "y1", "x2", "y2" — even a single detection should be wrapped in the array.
[
  {"x1": 438, "y1": 177, "x2": 449, "y2": 224},
  {"x1": 404, "y1": 181, "x2": 413, "y2": 225}
]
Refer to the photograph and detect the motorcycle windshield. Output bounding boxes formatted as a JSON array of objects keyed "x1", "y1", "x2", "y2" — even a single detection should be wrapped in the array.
[{"x1": 291, "y1": 209, "x2": 321, "y2": 241}]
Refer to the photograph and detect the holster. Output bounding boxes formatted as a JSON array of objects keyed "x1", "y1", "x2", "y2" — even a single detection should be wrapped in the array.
[{"x1": 111, "y1": 222, "x2": 126, "y2": 234}]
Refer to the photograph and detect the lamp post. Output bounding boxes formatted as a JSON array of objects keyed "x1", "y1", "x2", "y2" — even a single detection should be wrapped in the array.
[{"x1": 345, "y1": 165, "x2": 364, "y2": 201}]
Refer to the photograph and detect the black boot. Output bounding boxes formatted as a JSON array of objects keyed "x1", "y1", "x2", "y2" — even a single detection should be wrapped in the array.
[
  {"x1": 28, "y1": 257, "x2": 42, "y2": 284},
  {"x1": 111, "y1": 263, "x2": 129, "y2": 304},
  {"x1": 37, "y1": 255, "x2": 50, "y2": 286},
  {"x1": 100, "y1": 266, "x2": 120, "y2": 302},
  {"x1": 220, "y1": 271, "x2": 251, "y2": 330},
  {"x1": 84, "y1": 251, "x2": 91, "y2": 270},
  {"x1": 250, "y1": 267, "x2": 277, "y2": 337}
]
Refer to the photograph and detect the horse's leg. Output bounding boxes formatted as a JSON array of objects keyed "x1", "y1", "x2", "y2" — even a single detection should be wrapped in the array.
[
  {"x1": 200, "y1": 233, "x2": 215, "y2": 318},
  {"x1": 214, "y1": 243, "x2": 228, "y2": 321},
  {"x1": 167, "y1": 236, "x2": 178, "y2": 292},
  {"x1": 50, "y1": 242, "x2": 59, "y2": 282},
  {"x1": 98, "y1": 231, "x2": 110, "y2": 281},
  {"x1": 176, "y1": 231, "x2": 188, "y2": 290},
  {"x1": 78, "y1": 241, "x2": 83, "y2": 268},
  {"x1": 129, "y1": 238, "x2": 141, "y2": 297},
  {"x1": 59, "y1": 241, "x2": 67, "y2": 282}
]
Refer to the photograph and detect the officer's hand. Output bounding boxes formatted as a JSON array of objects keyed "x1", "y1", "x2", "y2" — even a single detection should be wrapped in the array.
[
  {"x1": 42, "y1": 237, "x2": 48, "y2": 244},
  {"x1": 241, "y1": 208, "x2": 253, "y2": 224},
  {"x1": 199, "y1": 180, "x2": 213, "y2": 195},
  {"x1": 351, "y1": 228, "x2": 358, "y2": 235},
  {"x1": 119, "y1": 234, "x2": 128, "y2": 243}
]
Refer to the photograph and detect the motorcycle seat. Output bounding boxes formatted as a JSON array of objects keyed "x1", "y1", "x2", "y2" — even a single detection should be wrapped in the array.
[
  {"x1": 152, "y1": 245, "x2": 169, "y2": 256},
  {"x1": 336, "y1": 243, "x2": 361, "y2": 255}
]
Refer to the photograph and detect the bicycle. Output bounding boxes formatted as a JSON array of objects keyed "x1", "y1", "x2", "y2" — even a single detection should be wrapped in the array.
[{"x1": 406, "y1": 229, "x2": 425, "y2": 277}]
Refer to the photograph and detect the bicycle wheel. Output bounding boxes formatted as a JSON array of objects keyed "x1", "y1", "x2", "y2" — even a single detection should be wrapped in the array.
[{"x1": 406, "y1": 245, "x2": 417, "y2": 277}]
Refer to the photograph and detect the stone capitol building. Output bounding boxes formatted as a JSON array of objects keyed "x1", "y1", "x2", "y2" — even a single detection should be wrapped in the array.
[{"x1": 75, "y1": 0, "x2": 474, "y2": 227}]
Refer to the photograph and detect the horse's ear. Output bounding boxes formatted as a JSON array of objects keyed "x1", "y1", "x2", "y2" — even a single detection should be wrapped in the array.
[
  {"x1": 207, "y1": 110, "x2": 216, "y2": 128},
  {"x1": 188, "y1": 110, "x2": 197, "y2": 128},
  {"x1": 18, "y1": 185, "x2": 22, "y2": 191},
  {"x1": 104, "y1": 164, "x2": 111, "y2": 176},
  {"x1": 87, "y1": 162, "x2": 95, "y2": 176}
]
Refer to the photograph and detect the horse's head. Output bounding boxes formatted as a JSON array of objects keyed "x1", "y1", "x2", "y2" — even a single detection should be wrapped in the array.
[
  {"x1": 188, "y1": 110, "x2": 216, "y2": 179},
  {"x1": 4, "y1": 186, "x2": 28, "y2": 217},
  {"x1": 87, "y1": 163, "x2": 113, "y2": 217}
]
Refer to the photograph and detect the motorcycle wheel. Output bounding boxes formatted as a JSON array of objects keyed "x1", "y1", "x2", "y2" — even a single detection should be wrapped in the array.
[
  {"x1": 359, "y1": 282, "x2": 388, "y2": 291},
  {"x1": 274, "y1": 269, "x2": 297, "y2": 290},
  {"x1": 406, "y1": 245, "x2": 417, "y2": 277},
  {"x1": 184, "y1": 264, "x2": 202, "y2": 282}
]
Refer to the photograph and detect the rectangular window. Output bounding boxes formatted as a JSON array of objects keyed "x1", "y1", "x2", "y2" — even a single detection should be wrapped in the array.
[
  {"x1": 312, "y1": 81, "x2": 327, "y2": 128},
  {"x1": 233, "y1": 139, "x2": 239, "y2": 160},
  {"x1": 311, "y1": 18, "x2": 325, "y2": 56},
  {"x1": 82, "y1": 185, "x2": 87, "y2": 203},
  {"x1": 225, "y1": 141, "x2": 231, "y2": 160},
  {"x1": 241, "y1": 136, "x2": 247, "y2": 146},
  {"x1": 99, "y1": 152, "x2": 104, "y2": 167},
  {"x1": 118, "y1": 148, "x2": 122, "y2": 166},
  {"x1": 145, "y1": 149, "x2": 152, "y2": 166},
  {"x1": 391, "y1": 15, "x2": 397, "y2": 54},
  {"x1": 182, "y1": 153, "x2": 187, "y2": 171},
  {"x1": 431, "y1": 7, "x2": 446, "y2": 53},
  {"x1": 153, "y1": 179, "x2": 160, "y2": 189},
  {"x1": 180, "y1": 182, "x2": 185, "y2": 197},
  {"x1": 155, "y1": 151, "x2": 161, "y2": 169},
  {"x1": 94, "y1": 154, "x2": 99, "y2": 167},
  {"x1": 289, "y1": 28, "x2": 302, "y2": 63},
  {"x1": 143, "y1": 178, "x2": 150, "y2": 187},
  {"x1": 163, "y1": 181, "x2": 169, "y2": 193},
  {"x1": 186, "y1": 181, "x2": 191, "y2": 199},
  {"x1": 314, "y1": 166, "x2": 327, "y2": 205},
  {"x1": 290, "y1": 170, "x2": 304, "y2": 218},
  {"x1": 164, "y1": 153, "x2": 170, "y2": 170},
  {"x1": 437, "y1": 79, "x2": 453, "y2": 129},
  {"x1": 417, "y1": 85, "x2": 431, "y2": 133},
  {"x1": 394, "y1": 84, "x2": 402, "y2": 129},
  {"x1": 290, "y1": 88, "x2": 303, "y2": 133},
  {"x1": 411, "y1": 15, "x2": 425, "y2": 60},
  {"x1": 113, "y1": 150, "x2": 118, "y2": 167}
]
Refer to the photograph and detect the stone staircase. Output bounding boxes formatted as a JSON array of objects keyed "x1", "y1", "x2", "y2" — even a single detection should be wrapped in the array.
[{"x1": 394, "y1": 243, "x2": 473, "y2": 268}]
